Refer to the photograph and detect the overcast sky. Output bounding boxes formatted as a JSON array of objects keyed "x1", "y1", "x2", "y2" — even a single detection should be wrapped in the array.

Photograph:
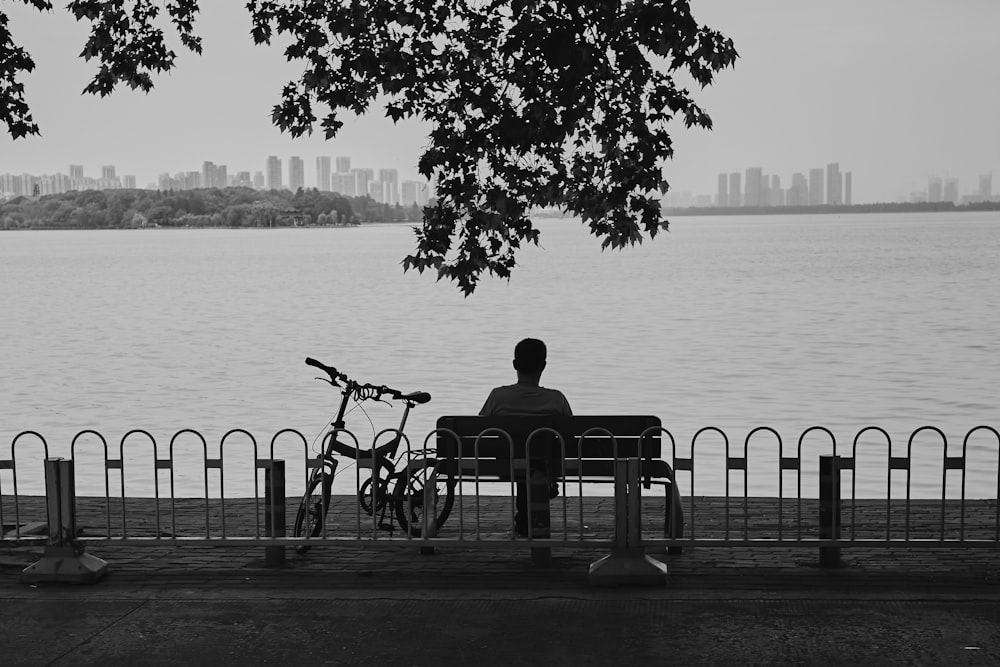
[{"x1": 1, "y1": 1, "x2": 997, "y2": 203}]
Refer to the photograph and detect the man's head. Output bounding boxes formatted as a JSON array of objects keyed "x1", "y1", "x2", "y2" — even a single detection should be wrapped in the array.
[{"x1": 513, "y1": 338, "x2": 547, "y2": 377}]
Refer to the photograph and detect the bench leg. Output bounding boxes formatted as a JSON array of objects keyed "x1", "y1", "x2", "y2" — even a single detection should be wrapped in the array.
[
  {"x1": 589, "y1": 458, "x2": 667, "y2": 586},
  {"x1": 665, "y1": 482, "x2": 685, "y2": 555}
]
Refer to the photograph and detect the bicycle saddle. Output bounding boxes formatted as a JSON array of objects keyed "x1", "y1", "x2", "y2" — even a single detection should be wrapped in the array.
[{"x1": 402, "y1": 391, "x2": 431, "y2": 404}]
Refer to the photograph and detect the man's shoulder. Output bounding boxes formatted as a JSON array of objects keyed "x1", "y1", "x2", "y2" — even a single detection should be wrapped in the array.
[
  {"x1": 487, "y1": 383, "x2": 528, "y2": 395},
  {"x1": 480, "y1": 383, "x2": 571, "y2": 417},
  {"x1": 489, "y1": 384, "x2": 566, "y2": 398}
]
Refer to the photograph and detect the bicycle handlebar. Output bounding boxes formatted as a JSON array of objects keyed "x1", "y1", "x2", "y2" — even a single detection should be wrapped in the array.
[
  {"x1": 305, "y1": 357, "x2": 429, "y2": 404},
  {"x1": 305, "y1": 357, "x2": 347, "y2": 385}
]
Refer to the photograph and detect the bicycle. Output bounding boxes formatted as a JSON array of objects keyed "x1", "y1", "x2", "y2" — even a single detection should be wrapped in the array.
[{"x1": 293, "y1": 357, "x2": 456, "y2": 552}]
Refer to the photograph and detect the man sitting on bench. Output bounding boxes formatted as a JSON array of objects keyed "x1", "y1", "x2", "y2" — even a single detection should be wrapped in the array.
[{"x1": 480, "y1": 338, "x2": 572, "y2": 536}]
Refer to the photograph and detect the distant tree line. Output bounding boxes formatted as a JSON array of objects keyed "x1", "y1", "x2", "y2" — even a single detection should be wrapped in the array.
[
  {"x1": 665, "y1": 201, "x2": 1000, "y2": 217},
  {"x1": 0, "y1": 187, "x2": 425, "y2": 230}
]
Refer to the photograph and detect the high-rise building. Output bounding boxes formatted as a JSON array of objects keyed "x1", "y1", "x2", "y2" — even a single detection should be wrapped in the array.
[
  {"x1": 809, "y1": 168, "x2": 824, "y2": 206},
  {"x1": 978, "y1": 173, "x2": 993, "y2": 201},
  {"x1": 760, "y1": 174, "x2": 771, "y2": 207},
  {"x1": 353, "y1": 168, "x2": 373, "y2": 199},
  {"x1": 844, "y1": 172, "x2": 852, "y2": 206},
  {"x1": 253, "y1": 171, "x2": 265, "y2": 189},
  {"x1": 266, "y1": 156, "x2": 282, "y2": 190},
  {"x1": 37, "y1": 173, "x2": 71, "y2": 195},
  {"x1": 316, "y1": 156, "x2": 332, "y2": 191},
  {"x1": 928, "y1": 176, "x2": 943, "y2": 202},
  {"x1": 335, "y1": 156, "x2": 351, "y2": 173},
  {"x1": 69, "y1": 165, "x2": 84, "y2": 180},
  {"x1": 716, "y1": 173, "x2": 728, "y2": 207},
  {"x1": 102, "y1": 165, "x2": 116, "y2": 181},
  {"x1": 368, "y1": 179, "x2": 384, "y2": 203},
  {"x1": 744, "y1": 167, "x2": 763, "y2": 207},
  {"x1": 770, "y1": 175, "x2": 782, "y2": 206},
  {"x1": 401, "y1": 180, "x2": 432, "y2": 207},
  {"x1": 825, "y1": 163, "x2": 842, "y2": 205},
  {"x1": 1, "y1": 173, "x2": 27, "y2": 196},
  {"x1": 401, "y1": 180, "x2": 419, "y2": 207},
  {"x1": 123, "y1": 175, "x2": 136, "y2": 189},
  {"x1": 97, "y1": 172, "x2": 119, "y2": 189},
  {"x1": 202, "y1": 161, "x2": 216, "y2": 189},
  {"x1": 19, "y1": 173, "x2": 36, "y2": 196},
  {"x1": 334, "y1": 172, "x2": 358, "y2": 196},
  {"x1": 235, "y1": 171, "x2": 252, "y2": 188},
  {"x1": 289, "y1": 156, "x2": 305, "y2": 191},
  {"x1": 788, "y1": 173, "x2": 808, "y2": 206},
  {"x1": 378, "y1": 168, "x2": 399, "y2": 204},
  {"x1": 944, "y1": 178, "x2": 959, "y2": 204},
  {"x1": 200, "y1": 162, "x2": 229, "y2": 189},
  {"x1": 728, "y1": 172, "x2": 741, "y2": 207}
]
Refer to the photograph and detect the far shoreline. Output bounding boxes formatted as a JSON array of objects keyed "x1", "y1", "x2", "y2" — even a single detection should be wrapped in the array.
[
  {"x1": 660, "y1": 201, "x2": 1000, "y2": 217},
  {"x1": 3, "y1": 202, "x2": 999, "y2": 230}
]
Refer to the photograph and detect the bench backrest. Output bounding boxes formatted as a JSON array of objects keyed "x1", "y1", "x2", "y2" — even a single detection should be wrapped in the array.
[{"x1": 435, "y1": 415, "x2": 666, "y2": 482}]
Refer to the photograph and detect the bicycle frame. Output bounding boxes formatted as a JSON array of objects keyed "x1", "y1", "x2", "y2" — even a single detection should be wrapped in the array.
[
  {"x1": 294, "y1": 357, "x2": 452, "y2": 549},
  {"x1": 314, "y1": 378, "x2": 419, "y2": 487}
]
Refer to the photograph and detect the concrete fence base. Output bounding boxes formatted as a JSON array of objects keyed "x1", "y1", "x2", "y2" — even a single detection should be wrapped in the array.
[
  {"x1": 22, "y1": 546, "x2": 108, "y2": 585},
  {"x1": 20, "y1": 458, "x2": 108, "y2": 585}
]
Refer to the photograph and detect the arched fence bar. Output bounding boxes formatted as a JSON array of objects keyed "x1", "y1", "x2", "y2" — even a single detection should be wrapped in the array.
[{"x1": 2, "y1": 424, "x2": 999, "y2": 583}]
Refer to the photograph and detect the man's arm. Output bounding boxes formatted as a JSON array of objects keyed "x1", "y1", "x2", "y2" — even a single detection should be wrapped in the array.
[
  {"x1": 479, "y1": 388, "x2": 498, "y2": 416},
  {"x1": 558, "y1": 390, "x2": 572, "y2": 416}
]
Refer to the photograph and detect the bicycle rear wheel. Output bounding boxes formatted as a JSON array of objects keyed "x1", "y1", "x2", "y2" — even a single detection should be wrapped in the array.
[
  {"x1": 293, "y1": 467, "x2": 333, "y2": 554},
  {"x1": 393, "y1": 458, "x2": 456, "y2": 537}
]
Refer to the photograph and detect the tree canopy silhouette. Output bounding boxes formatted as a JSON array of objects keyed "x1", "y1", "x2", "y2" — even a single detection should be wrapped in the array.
[{"x1": 1, "y1": 0, "x2": 737, "y2": 293}]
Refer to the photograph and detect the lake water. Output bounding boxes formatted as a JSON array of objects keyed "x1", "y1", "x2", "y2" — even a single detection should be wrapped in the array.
[{"x1": 2, "y1": 212, "x2": 998, "y2": 498}]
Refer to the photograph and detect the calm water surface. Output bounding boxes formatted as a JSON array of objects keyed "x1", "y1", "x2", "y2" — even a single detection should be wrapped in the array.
[{"x1": 2, "y1": 212, "x2": 998, "y2": 497}]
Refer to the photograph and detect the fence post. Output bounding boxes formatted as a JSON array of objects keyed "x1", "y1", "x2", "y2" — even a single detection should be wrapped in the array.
[
  {"x1": 419, "y1": 461, "x2": 438, "y2": 556},
  {"x1": 589, "y1": 458, "x2": 668, "y2": 586},
  {"x1": 264, "y1": 460, "x2": 286, "y2": 568},
  {"x1": 22, "y1": 458, "x2": 108, "y2": 584},
  {"x1": 819, "y1": 455, "x2": 842, "y2": 568}
]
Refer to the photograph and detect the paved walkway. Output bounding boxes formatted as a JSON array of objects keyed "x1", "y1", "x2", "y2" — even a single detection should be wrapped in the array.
[{"x1": 3, "y1": 495, "x2": 1000, "y2": 665}]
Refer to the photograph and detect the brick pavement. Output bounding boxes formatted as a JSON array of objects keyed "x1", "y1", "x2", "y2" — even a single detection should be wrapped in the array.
[{"x1": 3, "y1": 494, "x2": 999, "y2": 594}]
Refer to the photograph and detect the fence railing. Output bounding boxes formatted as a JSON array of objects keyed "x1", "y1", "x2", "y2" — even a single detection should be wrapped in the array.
[{"x1": 3, "y1": 425, "x2": 999, "y2": 584}]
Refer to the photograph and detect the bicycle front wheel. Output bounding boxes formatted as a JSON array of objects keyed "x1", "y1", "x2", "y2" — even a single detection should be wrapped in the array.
[
  {"x1": 293, "y1": 470, "x2": 333, "y2": 554},
  {"x1": 393, "y1": 458, "x2": 456, "y2": 537}
]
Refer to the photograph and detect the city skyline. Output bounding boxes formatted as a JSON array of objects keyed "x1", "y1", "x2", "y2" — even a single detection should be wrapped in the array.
[
  {"x1": 664, "y1": 163, "x2": 996, "y2": 209},
  {"x1": 7, "y1": 154, "x2": 995, "y2": 212},
  {"x1": 0, "y1": 154, "x2": 434, "y2": 208}
]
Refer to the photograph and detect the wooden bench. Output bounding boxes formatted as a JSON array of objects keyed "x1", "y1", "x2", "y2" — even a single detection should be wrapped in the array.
[{"x1": 435, "y1": 415, "x2": 684, "y2": 555}]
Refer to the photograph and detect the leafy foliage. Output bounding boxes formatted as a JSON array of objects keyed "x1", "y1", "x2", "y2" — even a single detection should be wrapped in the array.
[
  {"x1": 0, "y1": 1, "x2": 51, "y2": 138},
  {"x1": 2, "y1": 0, "x2": 737, "y2": 293},
  {"x1": 67, "y1": 0, "x2": 203, "y2": 97},
  {"x1": 2, "y1": 1, "x2": 202, "y2": 137}
]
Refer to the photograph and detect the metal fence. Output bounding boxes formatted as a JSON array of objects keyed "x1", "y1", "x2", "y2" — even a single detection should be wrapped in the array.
[{"x1": 3, "y1": 425, "x2": 999, "y2": 562}]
